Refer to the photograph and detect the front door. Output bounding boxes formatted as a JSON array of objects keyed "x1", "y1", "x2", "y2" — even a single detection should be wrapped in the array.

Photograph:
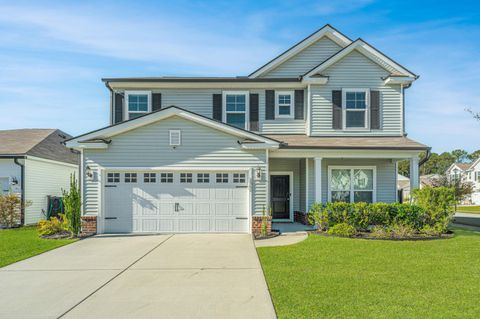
[{"x1": 271, "y1": 175, "x2": 290, "y2": 219}]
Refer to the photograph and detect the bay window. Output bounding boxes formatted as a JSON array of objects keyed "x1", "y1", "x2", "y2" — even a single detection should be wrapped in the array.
[
  {"x1": 223, "y1": 91, "x2": 248, "y2": 129},
  {"x1": 342, "y1": 89, "x2": 369, "y2": 129},
  {"x1": 125, "y1": 91, "x2": 151, "y2": 120},
  {"x1": 329, "y1": 167, "x2": 376, "y2": 203}
]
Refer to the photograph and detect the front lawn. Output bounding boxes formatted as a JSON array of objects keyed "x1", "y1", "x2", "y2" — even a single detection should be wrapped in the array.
[
  {"x1": 0, "y1": 226, "x2": 76, "y2": 268},
  {"x1": 257, "y1": 228, "x2": 480, "y2": 319},
  {"x1": 457, "y1": 205, "x2": 480, "y2": 214}
]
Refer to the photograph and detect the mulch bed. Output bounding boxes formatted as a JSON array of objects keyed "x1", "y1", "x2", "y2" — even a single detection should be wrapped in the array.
[
  {"x1": 311, "y1": 230, "x2": 454, "y2": 241},
  {"x1": 254, "y1": 231, "x2": 280, "y2": 240},
  {"x1": 40, "y1": 231, "x2": 74, "y2": 240}
]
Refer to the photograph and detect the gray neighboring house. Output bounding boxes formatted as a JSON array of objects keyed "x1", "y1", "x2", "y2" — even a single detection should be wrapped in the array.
[
  {"x1": 0, "y1": 129, "x2": 79, "y2": 225},
  {"x1": 66, "y1": 24, "x2": 429, "y2": 234}
]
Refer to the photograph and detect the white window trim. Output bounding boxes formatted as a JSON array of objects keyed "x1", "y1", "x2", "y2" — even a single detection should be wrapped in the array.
[
  {"x1": 275, "y1": 91, "x2": 294, "y2": 119},
  {"x1": 342, "y1": 88, "x2": 370, "y2": 131},
  {"x1": 169, "y1": 129, "x2": 181, "y2": 146},
  {"x1": 124, "y1": 90, "x2": 152, "y2": 120},
  {"x1": 327, "y1": 166, "x2": 377, "y2": 203},
  {"x1": 222, "y1": 91, "x2": 249, "y2": 130}
]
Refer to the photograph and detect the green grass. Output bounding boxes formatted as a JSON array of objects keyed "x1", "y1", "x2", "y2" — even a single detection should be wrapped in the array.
[
  {"x1": 0, "y1": 226, "x2": 76, "y2": 268},
  {"x1": 257, "y1": 228, "x2": 480, "y2": 319},
  {"x1": 457, "y1": 206, "x2": 480, "y2": 214}
]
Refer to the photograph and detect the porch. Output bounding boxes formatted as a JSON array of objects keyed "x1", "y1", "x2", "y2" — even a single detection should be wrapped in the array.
[{"x1": 267, "y1": 154, "x2": 421, "y2": 221}]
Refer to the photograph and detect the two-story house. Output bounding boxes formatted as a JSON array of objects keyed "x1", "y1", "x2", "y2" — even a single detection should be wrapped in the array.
[
  {"x1": 66, "y1": 25, "x2": 429, "y2": 234},
  {"x1": 446, "y1": 159, "x2": 480, "y2": 204}
]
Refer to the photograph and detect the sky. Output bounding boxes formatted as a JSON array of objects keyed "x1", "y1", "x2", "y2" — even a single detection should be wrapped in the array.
[{"x1": 0, "y1": 0, "x2": 479, "y2": 153}]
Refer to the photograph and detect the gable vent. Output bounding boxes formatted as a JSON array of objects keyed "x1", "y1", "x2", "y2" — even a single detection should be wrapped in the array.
[{"x1": 169, "y1": 130, "x2": 181, "y2": 146}]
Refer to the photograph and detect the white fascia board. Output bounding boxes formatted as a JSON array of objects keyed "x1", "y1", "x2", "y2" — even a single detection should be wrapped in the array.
[
  {"x1": 384, "y1": 76, "x2": 416, "y2": 85},
  {"x1": 248, "y1": 26, "x2": 351, "y2": 78},
  {"x1": 66, "y1": 107, "x2": 280, "y2": 148},
  {"x1": 108, "y1": 81, "x2": 305, "y2": 90},
  {"x1": 304, "y1": 40, "x2": 416, "y2": 79},
  {"x1": 241, "y1": 143, "x2": 279, "y2": 150}
]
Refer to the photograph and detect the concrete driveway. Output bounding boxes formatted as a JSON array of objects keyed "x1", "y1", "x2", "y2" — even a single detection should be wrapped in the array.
[{"x1": 0, "y1": 234, "x2": 276, "y2": 319}]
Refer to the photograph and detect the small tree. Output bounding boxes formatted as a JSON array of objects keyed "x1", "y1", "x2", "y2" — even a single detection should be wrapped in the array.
[
  {"x1": 0, "y1": 193, "x2": 21, "y2": 227},
  {"x1": 431, "y1": 175, "x2": 474, "y2": 207},
  {"x1": 62, "y1": 174, "x2": 81, "y2": 235},
  {"x1": 261, "y1": 205, "x2": 271, "y2": 236}
]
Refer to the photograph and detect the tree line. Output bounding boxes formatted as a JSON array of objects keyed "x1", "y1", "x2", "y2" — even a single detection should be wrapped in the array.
[{"x1": 398, "y1": 149, "x2": 480, "y2": 178}]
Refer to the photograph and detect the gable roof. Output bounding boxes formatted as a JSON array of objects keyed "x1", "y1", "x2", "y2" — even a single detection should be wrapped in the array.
[
  {"x1": 447, "y1": 162, "x2": 472, "y2": 173},
  {"x1": 0, "y1": 129, "x2": 79, "y2": 164},
  {"x1": 248, "y1": 24, "x2": 352, "y2": 78},
  {"x1": 65, "y1": 106, "x2": 281, "y2": 149},
  {"x1": 303, "y1": 38, "x2": 417, "y2": 79}
]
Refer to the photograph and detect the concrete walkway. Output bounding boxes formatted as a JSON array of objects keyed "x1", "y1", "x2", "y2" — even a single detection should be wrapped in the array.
[
  {"x1": 255, "y1": 232, "x2": 308, "y2": 248},
  {"x1": 0, "y1": 234, "x2": 276, "y2": 319}
]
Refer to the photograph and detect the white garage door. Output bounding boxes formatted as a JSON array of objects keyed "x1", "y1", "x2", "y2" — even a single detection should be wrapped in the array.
[{"x1": 103, "y1": 171, "x2": 250, "y2": 233}]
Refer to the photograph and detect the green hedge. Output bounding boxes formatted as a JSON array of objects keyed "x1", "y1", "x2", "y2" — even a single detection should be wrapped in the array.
[{"x1": 309, "y1": 187, "x2": 456, "y2": 236}]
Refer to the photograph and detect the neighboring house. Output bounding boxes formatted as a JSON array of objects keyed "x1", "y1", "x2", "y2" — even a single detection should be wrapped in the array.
[
  {"x1": 66, "y1": 24, "x2": 429, "y2": 234},
  {"x1": 397, "y1": 174, "x2": 441, "y2": 202},
  {"x1": 446, "y1": 159, "x2": 480, "y2": 204},
  {"x1": 0, "y1": 129, "x2": 79, "y2": 225}
]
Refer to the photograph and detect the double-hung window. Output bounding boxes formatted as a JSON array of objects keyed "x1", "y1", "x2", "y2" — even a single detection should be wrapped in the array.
[
  {"x1": 342, "y1": 89, "x2": 369, "y2": 129},
  {"x1": 125, "y1": 91, "x2": 151, "y2": 120},
  {"x1": 223, "y1": 91, "x2": 248, "y2": 129},
  {"x1": 329, "y1": 167, "x2": 376, "y2": 203},
  {"x1": 275, "y1": 91, "x2": 294, "y2": 118}
]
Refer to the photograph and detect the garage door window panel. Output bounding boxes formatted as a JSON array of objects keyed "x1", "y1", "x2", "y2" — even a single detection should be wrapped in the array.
[
  {"x1": 216, "y1": 173, "x2": 228, "y2": 183},
  {"x1": 160, "y1": 173, "x2": 173, "y2": 183},
  {"x1": 233, "y1": 173, "x2": 246, "y2": 183},
  {"x1": 144, "y1": 173, "x2": 156, "y2": 183},
  {"x1": 107, "y1": 173, "x2": 120, "y2": 183},
  {"x1": 180, "y1": 173, "x2": 193, "y2": 183},
  {"x1": 125, "y1": 173, "x2": 137, "y2": 183},
  {"x1": 197, "y1": 173, "x2": 210, "y2": 183}
]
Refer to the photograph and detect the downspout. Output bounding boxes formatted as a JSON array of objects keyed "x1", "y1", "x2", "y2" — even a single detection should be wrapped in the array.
[
  {"x1": 418, "y1": 148, "x2": 432, "y2": 176},
  {"x1": 13, "y1": 157, "x2": 25, "y2": 225}
]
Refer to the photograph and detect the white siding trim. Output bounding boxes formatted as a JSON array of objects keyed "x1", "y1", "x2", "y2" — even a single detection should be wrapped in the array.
[{"x1": 26, "y1": 155, "x2": 78, "y2": 168}]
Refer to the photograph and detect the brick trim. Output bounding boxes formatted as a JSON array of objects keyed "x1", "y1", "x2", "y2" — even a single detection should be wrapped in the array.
[
  {"x1": 252, "y1": 216, "x2": 272, "y2": 235},
  {"x1": 81, "y1": 216, "x2": 97, "y2": 235}
]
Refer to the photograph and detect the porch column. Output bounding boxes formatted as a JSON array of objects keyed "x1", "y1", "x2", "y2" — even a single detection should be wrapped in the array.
[
  {"x1": 410, "y1": 156, "x2": 420, "y2": 191},
  {"x1": 314, "y1": 157, "x2": 322, "y2": 203}
]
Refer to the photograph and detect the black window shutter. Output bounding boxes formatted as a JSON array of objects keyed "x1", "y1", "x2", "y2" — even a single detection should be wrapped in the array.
[
  {"x1": 265, "y1": 90, "x2": 275, "y2": 120},
  {"x1": 249, "y1": 93, "x2": 259, "y2": 131},
  {"x1": 212, "y1": 94, "x2": 222, "y2": 121},
  {"x1": 370, "y1": 90, "x2": 380, "y2": 129},
  {"x1": 152, "y1": 93, "x2": 162, "y2": 112},
  {"x1": 294, "y1": 90, "x2": 304, "y2": 120},
  {"x1": 332, "y1": 90, "x2": 342, "y2": 129},
  {"x1": 114, "y1": 93, "x2": 124, "y2": 124}
]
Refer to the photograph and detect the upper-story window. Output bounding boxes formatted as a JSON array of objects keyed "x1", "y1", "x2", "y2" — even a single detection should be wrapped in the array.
[
  {"x1": 275, "y1": 91, "x2": 294, "y2": 118},
  {"x1": 125, "y1": 91, "x2": 151, "y2": 120},
  {"x1": 223, "y1": 91, "x2": 249, "y2": 130},
  {"x1": 342, "y1": 89, "x2": 369, "y2": 129}
]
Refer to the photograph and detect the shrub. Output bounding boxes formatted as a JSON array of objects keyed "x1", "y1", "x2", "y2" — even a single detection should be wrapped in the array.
[
  {"x1": 389, "y1": 224, "x2": 416, "y2": 238},
  {"x1": 327, "y1": 223, "x2": 356, "y2": 237},
  {"x1": 308, "y1": 203, "x2": 328, "y2": 231},
  {"x1": 370, "y1": 225, "x2": 391, "y2": 238},
  {"x1": 0, "y1": 193, "x2": 21, "y2": 227},
  {"x1": 63, "y1": 174, "x2": 81, "y2": 236},
  {"x1": 38, "y1": 214, "x2": 70, "y2": 236},
  {"x1": 420, "y1": 224, "x2": 444, "y2": 237},
  {"x1": 412, "y1": 186, "x2": 455, "y2": 230}
]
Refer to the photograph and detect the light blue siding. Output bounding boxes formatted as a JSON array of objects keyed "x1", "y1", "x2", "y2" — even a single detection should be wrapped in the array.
[
  {"x1": 261, "y1": 37, "x2": 342, "y2": 78},
  {"x1": 310, "y1": 50, "x2": 403, "y2": 136},
  {"x1": 83, "y1": 116, "x2": 268, "y2": 217}
]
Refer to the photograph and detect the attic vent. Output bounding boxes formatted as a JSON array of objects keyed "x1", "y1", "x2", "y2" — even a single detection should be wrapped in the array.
[{"x1": 169, "y1": 130, "x2": 181, "y2": 146}]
